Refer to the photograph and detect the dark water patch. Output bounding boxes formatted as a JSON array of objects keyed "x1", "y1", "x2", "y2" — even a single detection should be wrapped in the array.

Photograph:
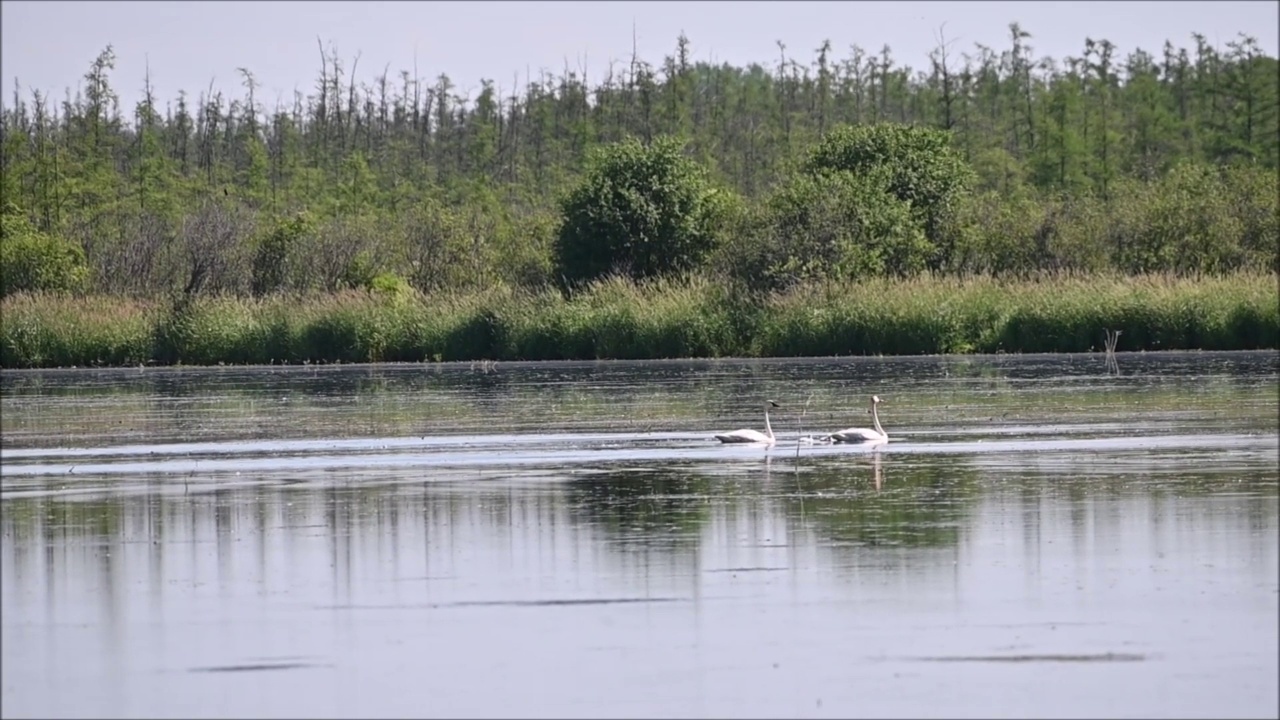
[
  {"x1": 321, "y1": 597, "x2": 686, "y2": 610},
  {"x1": 189, "y1": 661, "x2": 327, "y2": 673},
  {"x1": 447, "y1": 597, "x2": 687, "y2": 608},
  {"x1": 907, "y1": 652, "x2": 1148, "y2": 663}
]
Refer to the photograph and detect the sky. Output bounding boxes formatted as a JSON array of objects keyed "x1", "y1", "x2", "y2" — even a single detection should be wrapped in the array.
[{"x1": 2, "y1": 1, "x2": 1277, "y2": 115}]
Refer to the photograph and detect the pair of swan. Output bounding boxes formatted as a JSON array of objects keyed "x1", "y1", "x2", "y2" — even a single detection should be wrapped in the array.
[{"x1": 715, "y1": 396, "x2": 888, "y2": 446}]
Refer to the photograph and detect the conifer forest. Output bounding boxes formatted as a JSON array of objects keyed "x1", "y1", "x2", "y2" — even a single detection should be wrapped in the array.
[{"x1": 1, "y1": 25, "x2": 1276, "y2": 366}]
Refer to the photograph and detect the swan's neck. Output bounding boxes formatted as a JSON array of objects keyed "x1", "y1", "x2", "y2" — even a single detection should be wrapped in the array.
[
  {"x1": 871, "y1": 403, "x2": 885, "y2": 437},
  {"x1": 764, "y1": 408, "x2": 774, "y2": 439}
]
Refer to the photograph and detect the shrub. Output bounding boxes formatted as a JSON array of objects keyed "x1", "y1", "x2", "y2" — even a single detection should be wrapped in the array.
[
  {"x1": 0, "y1": 203, "x2": 89, "y2": 298},
  {"x1": 554, "y1": 135, "x2": 733, "y2": 289},
  {"x1": 402, "y1": 197, "x2": 476, "y2": 292},
  {"x1": 724, "y1": 170, "x2": 931, "y2": 292},
  {"x1": 803, "y1": 123, "x2": 976, "y2": 270},
  {"x1": 251, "y1": 211, "x2": 313, "y2": 296}
]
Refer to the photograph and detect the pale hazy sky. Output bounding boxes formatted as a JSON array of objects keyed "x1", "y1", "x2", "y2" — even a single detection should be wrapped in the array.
[{"x1": 2, "y1": 1, "x2": 1277, "y2": 114}]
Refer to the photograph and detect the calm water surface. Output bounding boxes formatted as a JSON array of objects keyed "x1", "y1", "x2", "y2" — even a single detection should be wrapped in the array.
[{"x1": 2, "y1": 352, "x2": 1278, "y2": 719}]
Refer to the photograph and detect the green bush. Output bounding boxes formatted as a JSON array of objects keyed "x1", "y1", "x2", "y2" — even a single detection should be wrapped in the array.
[
  {"x1": 1221, "y1": 162, "x2": 1279, "y2": 273},
  {"x1": 1105, "y1": 161, "x2": 1278, "y2": 275},
  {"x1": 725, "y1": 170, "x2": 932, "y2": 292},
  {"x1": 554, "y1": 136, "x2": 733, "y2": 289},
  {"x1": 402, "y1": 197, "x2": 478, "y2": 292},
  {"x1": 251, "y1": 211, "x2": 313, "y2": 296},
  {"x1": 803, "y1": 123, "x2": 976, "y2": 269},
  {"x1": 0, "y1": 204, "x2": 89, "y2": 298},
  {"x1": 955, "y1": 190, "x2": 1043, "y2": 276},
  {"x1": 368, "y1": 272, "x2": 413, "y2": 297},
  {"x1": 1108, "y1": 162, "x2": 1233, "y2": 273},
  {"x1": 499, "y1": 209, "x2": 559, "y2": 289}
]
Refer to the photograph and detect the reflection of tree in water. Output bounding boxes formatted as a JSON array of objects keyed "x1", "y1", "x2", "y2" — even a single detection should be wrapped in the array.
[
  {"x1": 563, "y1": 466, "x2": 714, "y2": 554},
  {"x1": 558, "y1": 453, "x2": 981, "y2": 556},
  {"x1": 787, "y1": 452, "x2": 980, "y2": 549}
]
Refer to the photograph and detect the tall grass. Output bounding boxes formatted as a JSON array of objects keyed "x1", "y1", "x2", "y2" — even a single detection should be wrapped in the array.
[
  {"x1": 2, "y1": 273, "x2": 1275, "y2": 369},
  {"x1": 757, "y1": 273, "x2": 1280, "y2": 355},
  {"x1": 0, "y1": 293, "x2": 155, "y2": 368}
]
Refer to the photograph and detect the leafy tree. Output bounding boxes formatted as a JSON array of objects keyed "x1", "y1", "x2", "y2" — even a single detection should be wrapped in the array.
[{"x1": 554, "y1": 135, "x2": 731, "y2": 288}]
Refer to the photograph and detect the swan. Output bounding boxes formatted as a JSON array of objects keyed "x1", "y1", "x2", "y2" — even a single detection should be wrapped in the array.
[
  {"x1": 716, "y1": 400, "x2": 782, "y2": 445},
  {"x1": 828, "y1": 395, "x2": 889, "y2": 444}
]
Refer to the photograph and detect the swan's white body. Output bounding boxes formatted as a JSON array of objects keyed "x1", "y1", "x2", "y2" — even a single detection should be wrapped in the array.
[
  {"x1": 716, "y1": 401, "x2": 781, "y2": 445},
  {"x1": 828, "y1": 395, "x2": 888, "y2": 444}
]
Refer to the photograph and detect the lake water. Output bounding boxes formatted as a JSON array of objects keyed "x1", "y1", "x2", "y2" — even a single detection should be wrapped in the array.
[{"x1": 2, "y1": 352, "x2": 1277, "y2": 719}]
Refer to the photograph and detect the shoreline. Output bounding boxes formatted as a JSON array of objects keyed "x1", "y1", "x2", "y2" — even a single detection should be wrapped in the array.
[{"x1": 1, "y1": 348, "x2": 1275, "y2": 375}]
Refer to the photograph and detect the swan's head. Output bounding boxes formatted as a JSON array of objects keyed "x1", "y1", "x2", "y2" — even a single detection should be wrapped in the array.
[
  {"x1": 767, "y1": 400, "x2": 782, "y2": 409},
  {"x1": 871, "y1": 395, "x2": 883, "y2": 405}
]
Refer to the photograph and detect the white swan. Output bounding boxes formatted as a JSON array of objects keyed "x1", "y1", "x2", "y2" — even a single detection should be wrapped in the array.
[
  {"x1": 716, "y1": 400, "x2": 782, "y2": 445},
  {"x1": 828, "y1": 395, "x2": 889, "y2": 444}
]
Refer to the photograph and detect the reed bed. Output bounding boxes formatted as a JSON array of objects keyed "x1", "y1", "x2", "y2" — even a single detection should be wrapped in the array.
[
  {"x1": 756, "y1": 273, "x2": 1279, "y2": 356},
  {"x1": 2, "y1": 273, "x2": 1275, "y2": 369}
]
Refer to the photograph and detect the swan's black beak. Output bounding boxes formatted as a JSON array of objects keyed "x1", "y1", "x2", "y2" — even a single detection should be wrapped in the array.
[{"x1": 768, "y1": 401, "x2": 782, "y2": 408}]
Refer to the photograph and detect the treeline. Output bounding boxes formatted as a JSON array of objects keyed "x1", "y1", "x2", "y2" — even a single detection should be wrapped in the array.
[{"x1": 0, "y1": 24, "x2": 1277, "y2": 300}]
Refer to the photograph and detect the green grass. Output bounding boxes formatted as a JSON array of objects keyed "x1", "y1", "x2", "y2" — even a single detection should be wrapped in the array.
[
  {"x1": 2, "y1": 272, "x2": 1276, "y2": 369},
  {"x1": 757, "y1": 273, "x2": 1280, "y2": 355},
  {"x1": 0, "y1": 293, "x2": 155, "y2": 368}
]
